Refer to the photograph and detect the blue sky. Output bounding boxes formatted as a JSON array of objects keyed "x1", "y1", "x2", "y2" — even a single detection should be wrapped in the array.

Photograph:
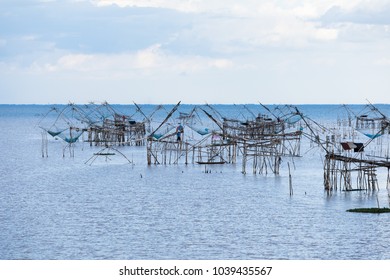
[{"x1": 1, "y1": 0, "x2": 390, "y2": 104}]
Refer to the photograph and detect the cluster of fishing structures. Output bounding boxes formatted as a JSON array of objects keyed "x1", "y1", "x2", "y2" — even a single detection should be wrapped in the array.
[{"x1": 38, "y1": 102, "x2": 390, "y2": 195}]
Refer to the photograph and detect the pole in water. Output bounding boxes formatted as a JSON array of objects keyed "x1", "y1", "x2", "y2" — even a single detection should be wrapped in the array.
[{"x1": 288, "y1": 162, "x2": 293, "y2": 196}]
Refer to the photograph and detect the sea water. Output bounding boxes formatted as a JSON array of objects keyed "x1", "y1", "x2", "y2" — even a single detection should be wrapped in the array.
[{"x1": 1, "y1": 104, "x2": 390, "y2": 260}]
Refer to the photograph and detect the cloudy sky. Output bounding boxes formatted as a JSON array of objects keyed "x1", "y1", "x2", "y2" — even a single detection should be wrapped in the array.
[{"x1": 1, "y1": 0, "x2": 390, "y2": 104}]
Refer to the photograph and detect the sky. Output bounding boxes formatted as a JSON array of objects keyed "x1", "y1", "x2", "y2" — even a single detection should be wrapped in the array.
[{"x1": 1, "y1": 0, "x2": 390, "y2": 104}]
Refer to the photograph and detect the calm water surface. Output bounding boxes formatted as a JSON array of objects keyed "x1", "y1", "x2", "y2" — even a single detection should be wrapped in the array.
[{"x1": 1, "y1": 104, "x2": 390, "y2": 259}]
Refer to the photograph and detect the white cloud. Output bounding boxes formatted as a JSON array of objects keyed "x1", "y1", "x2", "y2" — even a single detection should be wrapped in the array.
[
  {"x1": 90, "y1": 1, "x2": 343, "y2": 50},
  {"x1": 375, "y1": 58, "x2": 390, "y2": 65},
  {"x1": 210, "y1": 59, "x2": 233, "y2": 69},
  {"x1": 93, "y1": 0, "x2": 198, "y2": 12},
  {"x1": 92, "y1": 0, "x2": 370, "y2": 17},
  {"x1": 19, "y1": 44, "x2": 235, "y2": 78},
  {"x1": 57, "y1": 54, "x2": 95, "y2": 70},
  {"x1": 313, "y1": 28, "x2": 338, "y2": 41},
  {"x1": 135, "y1": 44, "x2": 162, "y2": 69},
  {"x1": 20, "y1": 35, "x2": 39, "y2": 41}
]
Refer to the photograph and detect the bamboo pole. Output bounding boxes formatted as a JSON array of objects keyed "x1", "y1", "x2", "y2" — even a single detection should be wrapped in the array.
[{"x1": 288, "y1": 162, "x2": 293, "y2": 196}]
